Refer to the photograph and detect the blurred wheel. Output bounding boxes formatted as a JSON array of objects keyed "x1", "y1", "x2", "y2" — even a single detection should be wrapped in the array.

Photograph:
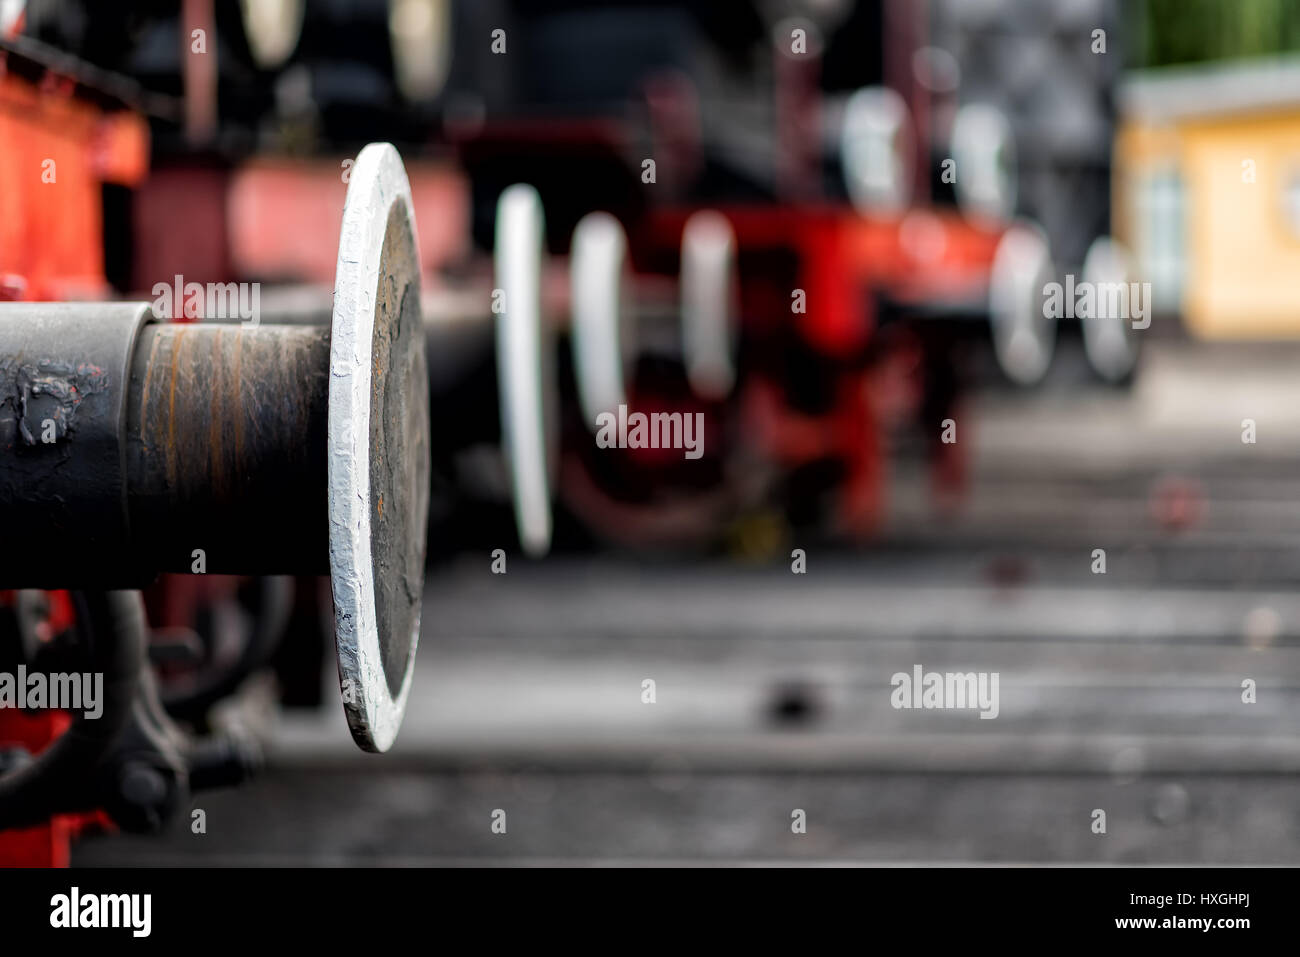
[
  {"x1": 571, "y1": 211, "x2": 632, "y2": 427},
  {"x1": 989, "y1": 221, "x2": 1055, "y2": 386},
  {"x1": 952, "y1": 102, "x2": 1018, "y2": 226},
  {"x1": 238, "y1": 0, "x2": 303, "y2": 69},
  {"x1": 840, "y1": 86, "x2": 914, "y2": 216},
  {"x1": 680, "y1": 210, "x2": 738, "y2": 400},
  {"x1": 495, "y1": 184, "x2": 556, "y2": 557},
  {"x1": 1081, "y1": 236, "x2": 1141, "y2": 384}
]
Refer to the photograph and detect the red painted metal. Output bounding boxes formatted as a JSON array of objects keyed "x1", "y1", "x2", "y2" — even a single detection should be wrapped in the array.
[
  {"x1": 227, "y1": 158, "x2": 469, "y2": 284},
  {"x1": 132, "y1": 157, "x2": 469, "y2": 293},
  {"x1": 643, "y1": 204, "x2": 999, "y2": 352},
  {"x1": 0, "y1": 58, "x2": 148, "y2": 867},
  {"x1": 0, "y1": 62, "x2": 147, "y2": 300},
  {"x1": 636, "y1": 203, "x2": 1002, "y2": 532}
]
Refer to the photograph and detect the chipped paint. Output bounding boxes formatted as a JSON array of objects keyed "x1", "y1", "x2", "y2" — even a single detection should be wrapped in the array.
[{"x1": 0, "y1": 357, "x2": 108, "y2": 445}]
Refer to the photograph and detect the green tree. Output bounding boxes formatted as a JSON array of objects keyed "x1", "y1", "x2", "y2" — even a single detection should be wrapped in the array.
[{"x1": 1136, "y1": 0, "x2": 1300, "y2": 67}]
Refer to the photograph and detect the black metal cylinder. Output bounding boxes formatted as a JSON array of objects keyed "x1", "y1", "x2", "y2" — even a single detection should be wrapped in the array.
[
  {"x1": 0, "y1": 305, "x2": 330, "y2": 586},
  {"x1": 0, "y1": 303, "x2": 151, "y2": 586},
  {"x1": 124, "y1": 322, "x2": 330, "y2": 577}
]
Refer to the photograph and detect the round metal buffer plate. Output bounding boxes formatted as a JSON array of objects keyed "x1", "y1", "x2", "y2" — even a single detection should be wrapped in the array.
[{"x1": 329, "y1": 143, "x2": 431, "y2": 752}]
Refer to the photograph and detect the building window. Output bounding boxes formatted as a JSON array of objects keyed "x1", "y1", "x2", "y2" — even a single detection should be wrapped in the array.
[{"x1": 1135, "y1": 169, "x2": 1186, "y2": 313}]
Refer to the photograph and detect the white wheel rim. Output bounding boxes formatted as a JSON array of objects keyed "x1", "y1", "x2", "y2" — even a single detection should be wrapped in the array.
[
  {"x1": 990, "y1": 221, "x2": 1055, "y2": 386},
  {"x1": 388, "y1": 0, "x2": 453, "y2": 102},
  {"x1": 952, "y1": 102, "x2": 1018, "y2": 226},
  {"x1": 571, "y1": 212, "x2": 630, "y2": 427},
  {"x1": 494, "y1": 184, "x2": 554, "y2": 557},
  {"x1": 840, "y1": 86, "x2": 915, "y2": 216},
  {"x1": 239, "y1": 0, "x2": 304, "y2": 69},
  {"x1": 680, "y1": 210, "x2": 737, "y2": 400},
  {"x1": 1081, "y1": 236, "x2": 1139, "y2": 382}
]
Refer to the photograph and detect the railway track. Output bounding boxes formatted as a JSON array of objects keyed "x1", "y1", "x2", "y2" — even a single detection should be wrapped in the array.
[{"x1": 75, "y1": 340, "x2": 1300, "y2": 865}]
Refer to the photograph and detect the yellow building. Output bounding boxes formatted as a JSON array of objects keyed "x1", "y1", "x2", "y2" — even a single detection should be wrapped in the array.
[{"x1": 1116, "y1": 56, "x2": 1300, "y2": 337}]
